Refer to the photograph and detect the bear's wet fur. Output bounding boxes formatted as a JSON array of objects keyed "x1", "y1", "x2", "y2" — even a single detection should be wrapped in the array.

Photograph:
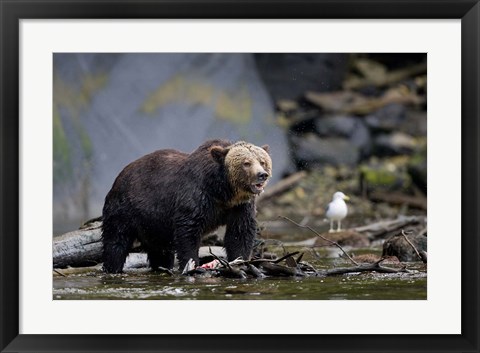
[{"x1": 101, "y1": 139, "x2": 272, "y2": 273}]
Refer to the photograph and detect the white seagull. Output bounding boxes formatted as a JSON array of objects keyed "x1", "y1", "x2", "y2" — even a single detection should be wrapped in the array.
[{"x1": 326, "y1": 191, "x2": 350, "y2": 233}]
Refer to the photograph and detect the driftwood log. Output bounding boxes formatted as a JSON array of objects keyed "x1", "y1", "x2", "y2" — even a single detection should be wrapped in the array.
[
  {"x1": 53, "y1": 222, "x2": 103, "y2": 268},
  {"x1": 305, "y1": 86, "x2": 424, "y2": 116},
  {"x1": 344, "y1": 62, "x2": 427, "y2": 90},
  {"x1": 53, "y1": 222, "x2": 227, "y2": 269},
  {"x1": 352, "y1": 215, "x2": 424, "y2": 240},
  {"x1": 369, "y1": 191, "x2": 427, "y2": 210}
]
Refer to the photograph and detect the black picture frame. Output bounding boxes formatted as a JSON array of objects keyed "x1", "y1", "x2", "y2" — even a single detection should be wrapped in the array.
[{"x1": 1, "y1": 1, "x2": 479, "y2": 352}]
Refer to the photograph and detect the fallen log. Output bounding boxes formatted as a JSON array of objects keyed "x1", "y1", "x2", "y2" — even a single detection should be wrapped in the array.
[
  {"x1": 344, "y1": 62, "x2": 427, "y2": 90},
  {"x1": 53, "y1": 223, "x2": 103, "y2": 268},
  {"x1": 370, "y1": 191, "x2": 427, "y2": 210},
  {"x1": 352, "y1": 215, "x2": 424, "y2": 240},
  {"x1": 53, "y1": 253, "x2": 152, "y2": 276},
  {"x1": 305, "y1": 86, "x2": 424, "y2": 116},
  {"x1": 53, "y1": 265, "x2": 102, "y2": 277},
  {"x1": 320, "y1": 259, "x2": 406, "y2": 276},
  {"x1": 246, "y1": 263, "x2": 266, "y2": 278},
  {"x1": 259, "y1": 262, "x2": 305, "y2": 277},
  {"x1": 53, "y1": 221, "x2": 227, "y2": 269}
]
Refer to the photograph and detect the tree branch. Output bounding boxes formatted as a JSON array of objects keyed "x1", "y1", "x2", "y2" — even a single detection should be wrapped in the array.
[
  {"x1": 279, "y1": 215, "x2": 359, "y2": 266},
  {"x1": 401, "y1": 230, "x2": 424, "y2": 262}
]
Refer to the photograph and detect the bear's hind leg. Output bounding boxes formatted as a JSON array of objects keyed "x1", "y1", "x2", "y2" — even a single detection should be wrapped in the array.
[
  {"x1": 102, "y1": 223, "x2": 135, "y2": 274},
  {"x1": 147, "y1": 246, "x2": 175, "y2": 271},
  {"x1": 174, "y1": 226, "x2": 202, "y2": 270}
]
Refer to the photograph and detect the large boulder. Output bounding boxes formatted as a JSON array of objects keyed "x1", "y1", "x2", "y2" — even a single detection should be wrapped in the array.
[
  {"x1": 255, "y1": 54, "x2": 348, "y2": 101},
  {"x1": 314, "y1": 115, "x2": 371, "y2": 157},
  {"x1": 53, "y1": 53, "x2": 289, "y2": 233},
  {"x1": 365, "y1": 103, "x2": 406, "y2": 132},
  {"x1": 382, "y1": 232, "x2": 427, "y2": 262},
  {"x1": 291, "y1": 133, "x2": 360, "y2": 169},
  {"x1": 290, "y1": 115, "x2": 371, "y2": 169}
]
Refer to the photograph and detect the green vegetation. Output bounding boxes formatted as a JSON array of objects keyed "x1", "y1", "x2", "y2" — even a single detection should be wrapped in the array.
[{"x1": 359, "y1": 159, "x2": 411, "y2": 190}]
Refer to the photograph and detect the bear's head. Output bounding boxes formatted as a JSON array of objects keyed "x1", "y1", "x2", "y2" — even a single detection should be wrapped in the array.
[{"x1": 210, "y1": 141, "x2": 272, "y2": 204}]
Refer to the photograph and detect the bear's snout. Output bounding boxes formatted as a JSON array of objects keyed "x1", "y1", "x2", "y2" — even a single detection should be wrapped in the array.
[{"x1": 257, "y1": 172, "x2": 269, "y2": 181}]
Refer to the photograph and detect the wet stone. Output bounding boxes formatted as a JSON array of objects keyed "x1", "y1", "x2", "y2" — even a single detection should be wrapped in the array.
[
  {"x1": 291, "y1": 133, "x2": 360, "y2": 168},
  {"x1": 365, "y1": 103, "x2": 406, "y2": 132},
  {"x1": 314, "y1": 115, "x2": 357, "y2": 137},
  {"x1": 314, "y1": 115, "x2": 372, "y2": 158},
  {"x1": 402, "y1": 109, "x2": 427, "y2": 137},
  {"x1": 382, "y1": 232, "x2": 427, "y2": 262}
]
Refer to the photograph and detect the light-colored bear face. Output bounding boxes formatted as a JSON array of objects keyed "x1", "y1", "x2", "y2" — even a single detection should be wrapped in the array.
[{"x1": 210, "y1": 141, "x2": 272, "y2": 205}]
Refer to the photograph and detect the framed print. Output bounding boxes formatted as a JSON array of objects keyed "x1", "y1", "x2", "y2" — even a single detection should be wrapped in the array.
[{"x1": 1, "y1": 0, "x2": 479, "y2": 352}]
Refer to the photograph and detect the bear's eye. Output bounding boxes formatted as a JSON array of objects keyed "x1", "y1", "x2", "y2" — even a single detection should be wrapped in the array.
[
  {"x1": 243, "y1": 161, "x2": 251, "y2": 167},
  {"x1": 260, "y1": 161, "x2": 266, "y2": 167}
]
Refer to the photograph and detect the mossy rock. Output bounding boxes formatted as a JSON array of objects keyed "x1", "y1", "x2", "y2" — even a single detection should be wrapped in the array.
[{"x1": 359, "y1": 157, "x2": 412, "y2": 193}]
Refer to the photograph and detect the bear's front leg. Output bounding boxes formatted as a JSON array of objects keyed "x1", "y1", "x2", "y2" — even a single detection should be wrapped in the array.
[
  {"x1": 174, "y1": 224, "x2": 203, "y2": 271},
  {"x1": 224, "y1": 201, "x2": 257, "y2": 262}
]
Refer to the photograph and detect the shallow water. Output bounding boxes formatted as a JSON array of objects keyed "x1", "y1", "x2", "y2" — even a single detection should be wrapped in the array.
[{"x1": 53, "y1": 255, "x2": 427, "y2": 300}]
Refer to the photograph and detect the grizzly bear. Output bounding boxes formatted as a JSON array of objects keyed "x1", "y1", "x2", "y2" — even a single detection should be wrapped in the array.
[{"x1": 101, "y1": 139, "x2": 272, "y2": 273}]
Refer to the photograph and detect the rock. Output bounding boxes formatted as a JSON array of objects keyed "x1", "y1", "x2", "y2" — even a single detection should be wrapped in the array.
[
  {"x1": 53, "y1": 53, "x2": 290, "y2": 231},
  {"x1": 314, "y1": 115, "x2": 371, "y2": 157},
  {"x1": 365, "y1": 103, "x2": 406, "y2": 132},
  {"x1": 291, "y1": 133, "x2": 360, "y2": 168},
  {"x1": 359, "y1": 158, "x2": 412, "y2": 194},
  {"x1": 314, "y1": 115, "x2": 357, "y2": 137},
  {"x1": 313, "y1": 230, "x2": 370, "y2": 248},
  {"x1": 401, "y1": 109, "x2": 427, "y2": 136},
  {"x1": 382, "y1": 232, "x2": 427, "y2": 262},
  {"x1": 374, "y1": 132, "x2": 416, "y2": 156},
  {"x1": 364, "y1": 53, "x2": 427, "y2": 70},
  {"x1": 255, "y1": 53, "x2": 348, "y2": 100},
  {"x1": 408, "y1": 147, "x2": 427, "y2": 194}
]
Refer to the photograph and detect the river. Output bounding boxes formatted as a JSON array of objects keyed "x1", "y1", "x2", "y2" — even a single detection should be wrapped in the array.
[{"x1": 53, "y1": 254, "x2": 426, "y2": 300}]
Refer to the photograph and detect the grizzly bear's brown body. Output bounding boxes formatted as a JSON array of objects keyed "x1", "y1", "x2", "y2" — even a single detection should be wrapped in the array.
[{"x1": 101, "y1": 139, "x2": 272, "y2": 273}]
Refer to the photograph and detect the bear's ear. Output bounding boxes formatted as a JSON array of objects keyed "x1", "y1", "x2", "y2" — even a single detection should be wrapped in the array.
[
  {"x1": 210, "y1": 146, "x2": 229, "y2": 163},
  {"x1": 261, "y1": 145, "x2": 270, "y2": 154}
]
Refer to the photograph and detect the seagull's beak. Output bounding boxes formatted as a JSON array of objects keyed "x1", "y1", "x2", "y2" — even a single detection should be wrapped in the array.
[{"x1": 343, "y1": 195, "x2": 350, "y2": 201}]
